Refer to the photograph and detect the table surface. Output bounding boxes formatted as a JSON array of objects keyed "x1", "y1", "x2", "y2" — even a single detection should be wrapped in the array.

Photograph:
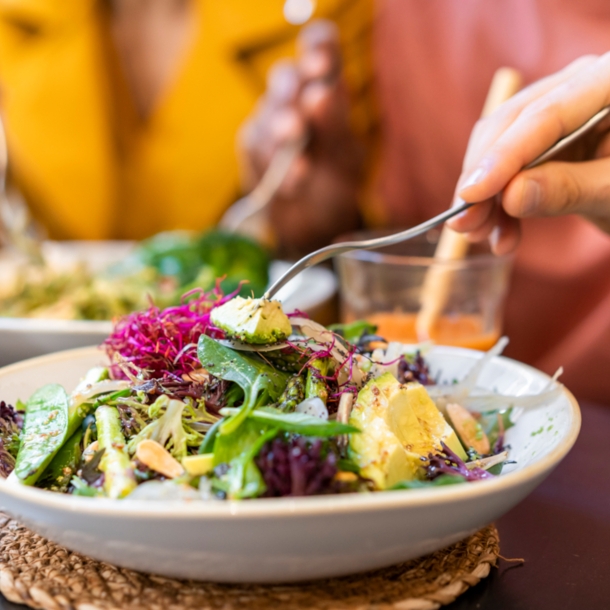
[{"x1": 0, "y1": 400, "x2": 608, "y2": 610}]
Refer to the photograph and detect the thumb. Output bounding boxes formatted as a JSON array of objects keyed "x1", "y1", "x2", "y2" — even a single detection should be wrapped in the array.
[{"x1": 503, "y1": 158, "x2": 610, "y2": 222}]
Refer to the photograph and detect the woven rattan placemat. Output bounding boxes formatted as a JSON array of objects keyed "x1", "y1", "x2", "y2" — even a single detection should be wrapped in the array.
[{"x1": 0, "y1": 514, "x2": 498, "y2": 610}]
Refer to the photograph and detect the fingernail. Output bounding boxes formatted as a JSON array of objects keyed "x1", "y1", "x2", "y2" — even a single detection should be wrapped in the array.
[
  {"x1": 520, "y1": 179, "x2": 542, "y2": 216},
  {"x1": 460, "y1": 166, "x2": 488, "y2": 191}
]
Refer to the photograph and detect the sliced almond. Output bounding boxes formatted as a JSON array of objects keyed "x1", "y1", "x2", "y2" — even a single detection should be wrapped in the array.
[
  {"x1": 334, "y1": 471, "x2": 358, "y2": 483},
  {"x1": 467, "y1": 450, "x2": 509, "y2": 471},
  {"x1": 135, "y1": 439, "x2": 184, "y2": 479},
  {"x1": 446, "y1": 403, "x2": 490, "y2": 455},
  {"x1": 83, "y1": 440, "x2": 99, "y2": 462},
  {"x1": 337, "y1": 392, "x2": 354, "y2": 449},
  {"x1": 337, "y1": 392, "x2": 354, "y2": 425},
  {"x1": 182, "y1": 368, "x2": 210, "y2": 383}
]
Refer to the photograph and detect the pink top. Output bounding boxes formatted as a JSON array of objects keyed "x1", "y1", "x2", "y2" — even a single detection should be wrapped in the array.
[{"x1": 374, "y1": 0, "x2": 610, "y2": 402}]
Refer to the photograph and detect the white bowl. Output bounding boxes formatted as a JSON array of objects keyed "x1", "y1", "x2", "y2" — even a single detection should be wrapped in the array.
[{"x1": 0, "y1": 346, "x2": 580, "y2": 583}]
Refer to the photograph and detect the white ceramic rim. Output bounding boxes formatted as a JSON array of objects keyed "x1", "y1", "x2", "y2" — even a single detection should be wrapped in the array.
[
  {"x1": 0, "y1": 346, "x2": 581, "y2": 520},
  {"x1": 0, "y1": 318, "x2": 112, "y2": 335}
]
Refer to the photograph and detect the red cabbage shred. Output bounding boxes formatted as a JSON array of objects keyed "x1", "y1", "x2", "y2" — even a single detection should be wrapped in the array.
[{"x1": 256, "y1": 437, "x2": 342, "y2": 497}]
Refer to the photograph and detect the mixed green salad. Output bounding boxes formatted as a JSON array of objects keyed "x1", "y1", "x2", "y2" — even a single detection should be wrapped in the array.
[
  {"x1": 0, "y1": 289, "x2": 563, "y2": 500},
  {"x1": 0, "y1": 230, "x2": 269, "y2": 320}
]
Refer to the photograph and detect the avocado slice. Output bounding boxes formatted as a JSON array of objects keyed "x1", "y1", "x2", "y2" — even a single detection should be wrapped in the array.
[
  {"x1": 348, "y1": 372, "x2": 466, "y2": 489},
  {"x1": 210, "y1": 296, "x2": 292, "y2": 345}
]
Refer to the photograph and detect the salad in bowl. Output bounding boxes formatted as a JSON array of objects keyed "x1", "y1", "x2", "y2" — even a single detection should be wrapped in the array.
[{"x1": 0, "y1": 287, "x2": 564, "y2": 502}]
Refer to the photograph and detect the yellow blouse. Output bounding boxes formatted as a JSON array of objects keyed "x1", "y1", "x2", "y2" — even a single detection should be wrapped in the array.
[{"x1": 0, "y1": 0, "x2": 374, "y2": 240}]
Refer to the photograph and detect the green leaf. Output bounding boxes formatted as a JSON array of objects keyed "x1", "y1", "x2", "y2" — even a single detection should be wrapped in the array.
[
  {"x1": 197, "y1": 335, "x2": 289, "y2": 434},
  {"x1": 14, "y1": 384, "x2": 71, "y2": 485},
  {"x1": 198, "y1": 418, "x2": 224, "y2": 454},
  {"x1": 328, "y1": 320, "x2": 378, "y2": 342},
  {"x1": 211, "y1": 419, "x2": 278, "y2": 499},
  {"x1": 70, "y1": 476, "x2": 103, "y2": 497},
  {"x1": 337, "y1": 458, "x2": 361, "y2": 474},
  {"x1": 121, "y1": 230, "x2": 270, "y2": 296},
  {"x1": 479, "y1": 407, "x2": 515, "y2": 448},
  {"x1": 219, "y1": 406, "x2": 360, "y2": 437},
  {"x1": 486, "y1": 462, "x2": 504, "y2": 476},
  {"x1": 389, "y1": 474, "x2": 467, "y2": 490},
  {"x1": 226, "y1": 427, "x2": 278, "y2": 499},
  {"x1": 213, "y1": 419, "x2": 267, "y2": 466}
]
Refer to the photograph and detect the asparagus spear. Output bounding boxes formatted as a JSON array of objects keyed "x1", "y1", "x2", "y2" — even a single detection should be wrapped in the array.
[
  {"x1": 277, "y1": 374, "x2": 305, "y2": 412},
  {"x1": 306, "y1": 359, "x2": 330, "y2": 406},
  {"x1": 95, "y1": 405, "x2": 136, "y2": 499}
]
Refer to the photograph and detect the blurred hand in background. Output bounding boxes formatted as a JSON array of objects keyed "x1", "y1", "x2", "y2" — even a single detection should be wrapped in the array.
[
  {"x1": 447, "y1": 53, "x2": 610, "y2": 254},
  {"x1": 239, "y1": 21, "x2": 365, "y2": 258}
]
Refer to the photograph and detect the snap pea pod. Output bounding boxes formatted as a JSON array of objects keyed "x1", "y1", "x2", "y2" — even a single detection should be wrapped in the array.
[
  {"x1": 37, "y1": 428, "x2": 84, "y2": 493},
  {"x1": 95, "y1": 405, "x2": 136, "y2": 499},
  {"x1": 14, "y1": 384, "x2": 72, "y2": 485},
  {"x1": 13, "y1": 368, "x2": 114, "y2": 485},
  {"x1": 72, "y1": 367, "x2": 109, "y2": 394},
  {"x1": 14, "y1": 369, "x2": 125, "y2": 486},
  {"x1": 306, "y1": 359, "x2": 330, "y2": 406}
]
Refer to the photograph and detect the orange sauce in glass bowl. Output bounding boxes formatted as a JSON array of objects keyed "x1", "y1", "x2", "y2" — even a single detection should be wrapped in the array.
[{"x1": 365, "y1": 312, "x2": 499, "y2": 351}]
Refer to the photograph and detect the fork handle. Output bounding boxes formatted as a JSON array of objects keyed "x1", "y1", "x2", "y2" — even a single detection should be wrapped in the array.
[{"x1": 264, "y1": 202, "x2": 474, "y2": 298}]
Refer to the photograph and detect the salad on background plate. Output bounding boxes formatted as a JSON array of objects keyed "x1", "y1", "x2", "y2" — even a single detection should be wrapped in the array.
[
  {"x1": 0, "y1": 287, "x2": 563, "y2": 501},
  {"x1": 0, "y1": 230, "x2": 269, "y2": 320}
]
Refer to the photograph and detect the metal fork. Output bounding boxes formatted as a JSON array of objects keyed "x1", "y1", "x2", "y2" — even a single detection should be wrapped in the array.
[
  {"x1": 219, "y1": 136, "x2": 307, "y2": 233},
  {"x1": 265, "y1": 105, "x2": 610, "y2": 299}
]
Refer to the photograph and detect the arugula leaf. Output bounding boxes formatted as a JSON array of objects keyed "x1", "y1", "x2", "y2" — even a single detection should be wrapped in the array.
[
  {"x1": 198, "y1": 418, "x2": 224, "y2": 454},
  {"x1": 479, "y1": 407, "x2": 514, "y2": 448},
  {"x1": 226, "y1": 427, "x2": 278, "y2": 499},
  {"x1": 197, "y1": 335, "x2": 289, "y2": 435},
  {"x1": 219, "y1": 406, "x2": 360, "y2": 437},
  {"x1": 213, "y1": 419, "x2": 267, "y2": 466},
  {"x1": 211, "y1": 419, "x2": 278, "y2": 499},
  {"x1": 389, "y1": 474, "x2": 467, "y2": 490}
]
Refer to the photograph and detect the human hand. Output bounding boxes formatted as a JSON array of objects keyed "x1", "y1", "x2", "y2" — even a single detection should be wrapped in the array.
[
  {"x1": 239, "y1": 20, "x2": 364, "y2": 257},
  {"x1": 447, "y1": 53, "x2": 610, "y2": 254}
]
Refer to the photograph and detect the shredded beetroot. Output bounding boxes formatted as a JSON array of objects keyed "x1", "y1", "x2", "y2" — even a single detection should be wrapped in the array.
[
  {"x1": 286, "y1": 310, "x2": 309, "y2": 319},
  {"x1": 104, "y1": 286, "x2": 234, "y2": 379}
]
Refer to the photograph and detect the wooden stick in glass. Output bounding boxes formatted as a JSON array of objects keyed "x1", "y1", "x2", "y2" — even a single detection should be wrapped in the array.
[{"x1": 415, "y1": 67, "x2": 523, "y2": 342}]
